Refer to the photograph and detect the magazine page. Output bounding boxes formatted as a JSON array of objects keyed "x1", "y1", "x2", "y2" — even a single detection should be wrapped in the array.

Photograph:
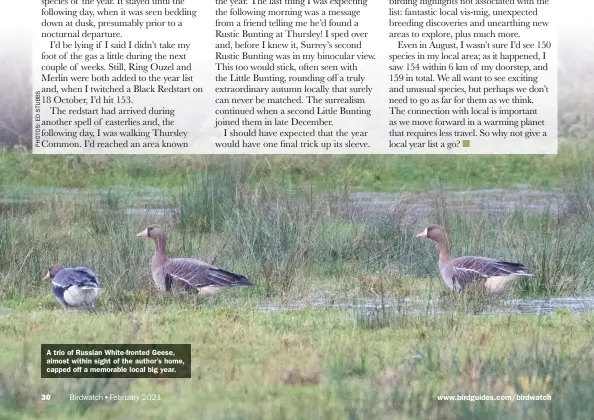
[{"x1": 0, "y1": 0, "x2": 592, "y2": 418}]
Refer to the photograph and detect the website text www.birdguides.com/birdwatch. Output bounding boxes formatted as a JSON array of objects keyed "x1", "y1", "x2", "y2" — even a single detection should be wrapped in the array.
[
  {"x1": 40, "y1": 344, "x2": 192, "y2": 378},
  {"x1": 32, "y1": 0, "x2": 558, "y2": 155}
]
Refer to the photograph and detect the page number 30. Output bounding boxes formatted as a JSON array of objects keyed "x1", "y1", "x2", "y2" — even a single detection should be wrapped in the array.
[{"x1": 41, "y1": 394, "x2": 51, "y2": 401}]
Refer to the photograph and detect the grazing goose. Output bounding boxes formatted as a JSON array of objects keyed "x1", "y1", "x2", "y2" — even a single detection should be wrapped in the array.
[
  {"x1": 43, "y1": 265, "x2": 101, "y2": 310},
  {"x1": 415, "y1": 225, "x2": 532, "y2": 292},
  {"x1": 137, "y1": 225, "x2": 253, "y2": 295}
]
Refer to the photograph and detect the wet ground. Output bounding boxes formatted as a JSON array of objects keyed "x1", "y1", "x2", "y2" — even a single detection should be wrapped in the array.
[
  {"x1": 116, "y1": 187, "x2": 569, "y2": 222},
  {"x1": 2, "y1": 296, "x2": 592, "y2": 317},
  {"x1": 346, "y1": 187, "x2": 566, "y2": 220},
  {"x1": 0, "y1": 185, "x2": 568, "y2": 219},
  {"x1": 256, "y1": 295, "x2": 594, "y2": 316}
]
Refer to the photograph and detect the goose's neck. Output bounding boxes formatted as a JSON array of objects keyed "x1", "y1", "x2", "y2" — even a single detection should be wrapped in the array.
[
  {"x1": 153, "y1": 235, "x2": 167, "y2": 261},
  {"x1": 436, "y1": 236, "x2": 452, "y2": 268}
]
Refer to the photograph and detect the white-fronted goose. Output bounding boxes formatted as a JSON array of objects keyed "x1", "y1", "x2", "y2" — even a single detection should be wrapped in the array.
[
  {"x1": 43, "y1": 265, "x2": 101, "y2": 310},
  {"x1": 415, "y1": 225, "x2": 533, "y2": 292},
  {"x1": 137, "y1": 225, "x2": 253, "y2": 295}
]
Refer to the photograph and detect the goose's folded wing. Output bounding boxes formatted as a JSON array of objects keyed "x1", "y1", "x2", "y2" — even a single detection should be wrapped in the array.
[
  {"x1": 449, "y1": 257, "x2": 490, "y2": 289},
  {"x1": 165, "y1": 258, "x2": 253, "y2": 289},
  {"x1": 53, "y1": 268, "x2": 100, "y2": 289},
  {"x1": 451, "y1": 256, "x2": 531, "y2": 288}
]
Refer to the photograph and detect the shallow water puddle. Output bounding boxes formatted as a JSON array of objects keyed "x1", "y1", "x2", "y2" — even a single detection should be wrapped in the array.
[
  {"x1": 0, "y1": 200, "x2": 38, "y2": 216},
  {"x1": 124, "y1": 208, "x2": 177, "y2": 217},
  {"x1": 256, "y1": 295, "x2": 594, "y2": 316},
  {"x1": 1, "y1": 187, "x2": 569, "y2": 221},
  {"x1": 345, "y1": 188, "x2": 567, "y2": 222}
]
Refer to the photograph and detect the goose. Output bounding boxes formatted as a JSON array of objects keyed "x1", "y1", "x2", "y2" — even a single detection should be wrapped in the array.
[
  {"x1": 136, "y1": 225, "x2": 253, "y2": 295},
  {"x1": 415, "y1": 225, "x2": 533, "y2": 292},
  {"x1": 43, "y1": 265, "x2": 101, "y2": 310}
]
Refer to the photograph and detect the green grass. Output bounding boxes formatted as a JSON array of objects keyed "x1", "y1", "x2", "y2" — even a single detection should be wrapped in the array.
[
  {"x1": 1, "y1": 308, "x2": 594, "y2": 419},
  {"x1": 1, "y1": 137, "x2": 593, "y2": 191}
]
